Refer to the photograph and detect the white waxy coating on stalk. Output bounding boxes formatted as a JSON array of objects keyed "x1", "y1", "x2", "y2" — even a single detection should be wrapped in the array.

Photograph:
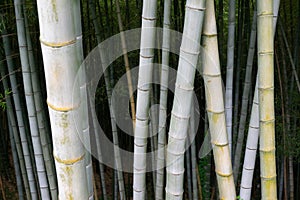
[
  {"x1": 36, "y1": 0, "x2": 89, "y2": 199},
  {"x1": 133, "y1": 0, "x2": 157, "y2": 199},
  {"x1": 240, "y1": 79, "x2": 259, "y2": 200},
  {"x1": 165, "y1": 0, "x2": 206, "y2": 199},
  {"x1": 155, "y1": 0, "x2": 171, "y2": 198}
]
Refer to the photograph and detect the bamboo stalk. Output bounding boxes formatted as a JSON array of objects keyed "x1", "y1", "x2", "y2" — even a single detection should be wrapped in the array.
[
  {"x1": 133, "y1": 0, "x2": 157, "y2": 198},
  {"x1": 225, "y1": 0, "x2": 236, "y2": 156},
  {"x1": 7, "y1": 117, "x2": 24, "y2": 200},
  {"x1": 36, "y1": 0, "x2": 90, "y2": 198},
  {"x1": 279, "y1": 19, "x2": 300, "y2": 94},
  {"x1": 2, "y1": 13, "x2": 39, "y2": 200},
  {"x1": 185, "y1": 142, "x2": 193, "y2": 200},
  {"x1": 257, "y1": 1, "x2": 277, "y2": 199},
  {"x1": 165, "y1": 0, "x2": 206, "y2": 199},
  {"x1": 239, "y1": 2, "x2": 280, "y2": 199},
  {"x1": 233, "y1": 9, "x2": 257, "y2": 183},
  {"x1": 73, "y1": 0, "x2": 94, "y2": 198},
  {"x1": 23, "y1": 4, "x2": 58, "y2": 199},
  {"x1": 155, "y1": 0, "x2": 171, "y2": 198},
  {"x1": 201, "y1": 0, "x2": 236, "y2": 198},
  {"x1": 14, "y1": 0, "x2": 51, "y2": 197},
  {"x1": 115, "y1": 0, "x2": 136, "y2": 128},
  {"x1": 190, "y1": 105, "x2": 199, "y2": 200},
  {"x1": 0, "y1": 56, "x2": 29, "y2": 200}
]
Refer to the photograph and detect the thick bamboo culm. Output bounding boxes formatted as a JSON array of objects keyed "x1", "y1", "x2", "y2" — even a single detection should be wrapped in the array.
[
  {"x1": 257, "y1": 0, "x2": 277, "y2": 199},
  {"x1": 201, "y1": 0, "x2": 236, "y2": 199}
]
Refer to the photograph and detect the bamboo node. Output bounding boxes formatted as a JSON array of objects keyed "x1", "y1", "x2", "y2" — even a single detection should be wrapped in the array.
[
  {"x1": 259, "y1": 118, "x2": 275, "y2": 123},
  {"x1": 54, "y1": 153, "x2": 85, "y2": 165},
  {"x1": 175, "y1": 83, "x2": 194, "y2": 91},
  {"x1": 135, "y1": 116, "x2": 148, "y2": 122},
  {"x1": 171, "y1": 111, "x2": 190, "y2": 120},
  {"x1": 185, "y1": 5, "x2": 206, "y2": 11},
  {"x1": 260, "y1": 175, "x2": 277, "y2": 180},
  {"x1": 165, "y1": 188, "x2": 184, "y2": 196},
  {"x1": 137, "y1": 86, "x2": 150, "y2": 92},
  {"x1": 246, "y1": 146, "x2": 258, "y2": 151},
  {"x1": 141, "y1": 16, "x2": 156, "y2": 21},
  {"x1": 243, "y1": 166, "x2": 255, "y2": 171},
  {"x1": 139, "y1": 53, "x2": 154, "y2": 59},
  {"x1": 259, "y1": 147, "x2": 276, "y2": 153},
  {"x1": 180, "y1": 47, "x2": 200, "y2": 56},
  {"x1": 40, "y1": 37, "x2": 76, "y2": 48},
  {"x1": 240, "y1": 185, "x2": 252, "y2": 189},
  {"x1": 210, "y1": 141, "x2": 228, "y2": 147},
  {"x1": 166, "y1": 167, "x2": 185, "y2": 175},
  {"x1": 133, "y1": 187, "x2": 145, "y2": 192},
  {"x1": 47, "y1": 100, "x2": 80, "y2": 112},
  {"x1": 202, "y1": 32, "x2": 218, "y2": 37},
  {"x1": 205, "y1": 109, "x2": 225, "y2": 114},
  {"x1": 202, "y1": 73, "x2": 222, "y2": 78},
  {"x1": 258, "y1": 51, "x2": 274, "y2": 56},
  {"x1": 134, "y1": 141, "x2": 147, "y2": 147},
  {"x1": 133, "y1": 167, "x2": 147, "y2": 173},
  {"x1": 168, "y1": 133, "x2": 186, "y2": 141},
  {"x1": 257, "y1": 12, "x2": 273, "y2": 17},
  {"x1": 215, "y1": 170, "x2": 233, "y2": 177},
  {"x1": 25, "y1": 92, "x2": 34, "y2": 96},
  {"x1": 166, "y1": 146, "x2": 185, "y2": 156}
]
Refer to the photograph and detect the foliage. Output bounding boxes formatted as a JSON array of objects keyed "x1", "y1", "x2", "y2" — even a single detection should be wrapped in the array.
[{"x1": 0, "y1": 89, "x2": 12, "y2": 111}]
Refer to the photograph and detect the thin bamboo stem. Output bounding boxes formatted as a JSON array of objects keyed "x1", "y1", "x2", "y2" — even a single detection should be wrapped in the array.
[
  {"x1": 1, "y1": 14, "x2": 38, "y2": 200},
  {"x1": 225, "y1": 0, "x2": 236, "y2": 156},
  {"x1": 115, "y1": 0, "x2": 136, "y2": 128},
  {"x1": 155, "y1": 0, "x2": 171, "y2": 198},
  {"x1": 233, "y1": 9, "x2": 257, "y2": 184},
  {"x1": 133, "y1": 0, "x2": 157, "y2": 198},
  {"x1": 14, "y1": 0, "x2": 50, "y2": 197}
]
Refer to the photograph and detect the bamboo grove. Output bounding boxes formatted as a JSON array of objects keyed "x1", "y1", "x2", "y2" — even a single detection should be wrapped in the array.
[{"x1": 0, "y1": 0, "x2": 299, "y2": 199}]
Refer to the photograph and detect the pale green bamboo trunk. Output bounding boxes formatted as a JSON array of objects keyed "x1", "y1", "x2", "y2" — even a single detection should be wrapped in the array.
[
  {"x1": 201, "y1": 0, "x2": 236, "y2": 199},
  {"x1": 36, "y1": 0, "x2": 89, "y2": 198},
  {"x1": 1, "y1": 22, "x2": 38, "y2": 200},
  {"x1": 257, "y1": 1, "x2": 277, "y2": 199},
  {"x1": 190, "y1": 105, "x2": 198, "y2": 200},
  {"x1": 23, "y1": 5, "x2": 58, "y2": 199},
  {"x1": 155, "y1": 0, "x2": 171, "y2": 198},
  {"x1": 239, "y1": 78, "x2": 259, "y2": 200},
  {"x1": 73, "y1": 1, "x2": 94, "y2": 198},
  {"x1": 1, "y1": 59, "x2": 26, "y2": 200},
  {"x1": 165, "y1": 0, "x2": 206, "y2": 199},
  {"x1": 225, "y1": 0, "x2": 236, "y2": 155},
  {"x1": 14, "y1": 0, "x2": 50, "y2": 197},
  {"x1": 133, "y1": 0, "x2": 157, "y2": 198},
  {"x1": 233, "y1": 9, "x2": 257, "y2": 183}
]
